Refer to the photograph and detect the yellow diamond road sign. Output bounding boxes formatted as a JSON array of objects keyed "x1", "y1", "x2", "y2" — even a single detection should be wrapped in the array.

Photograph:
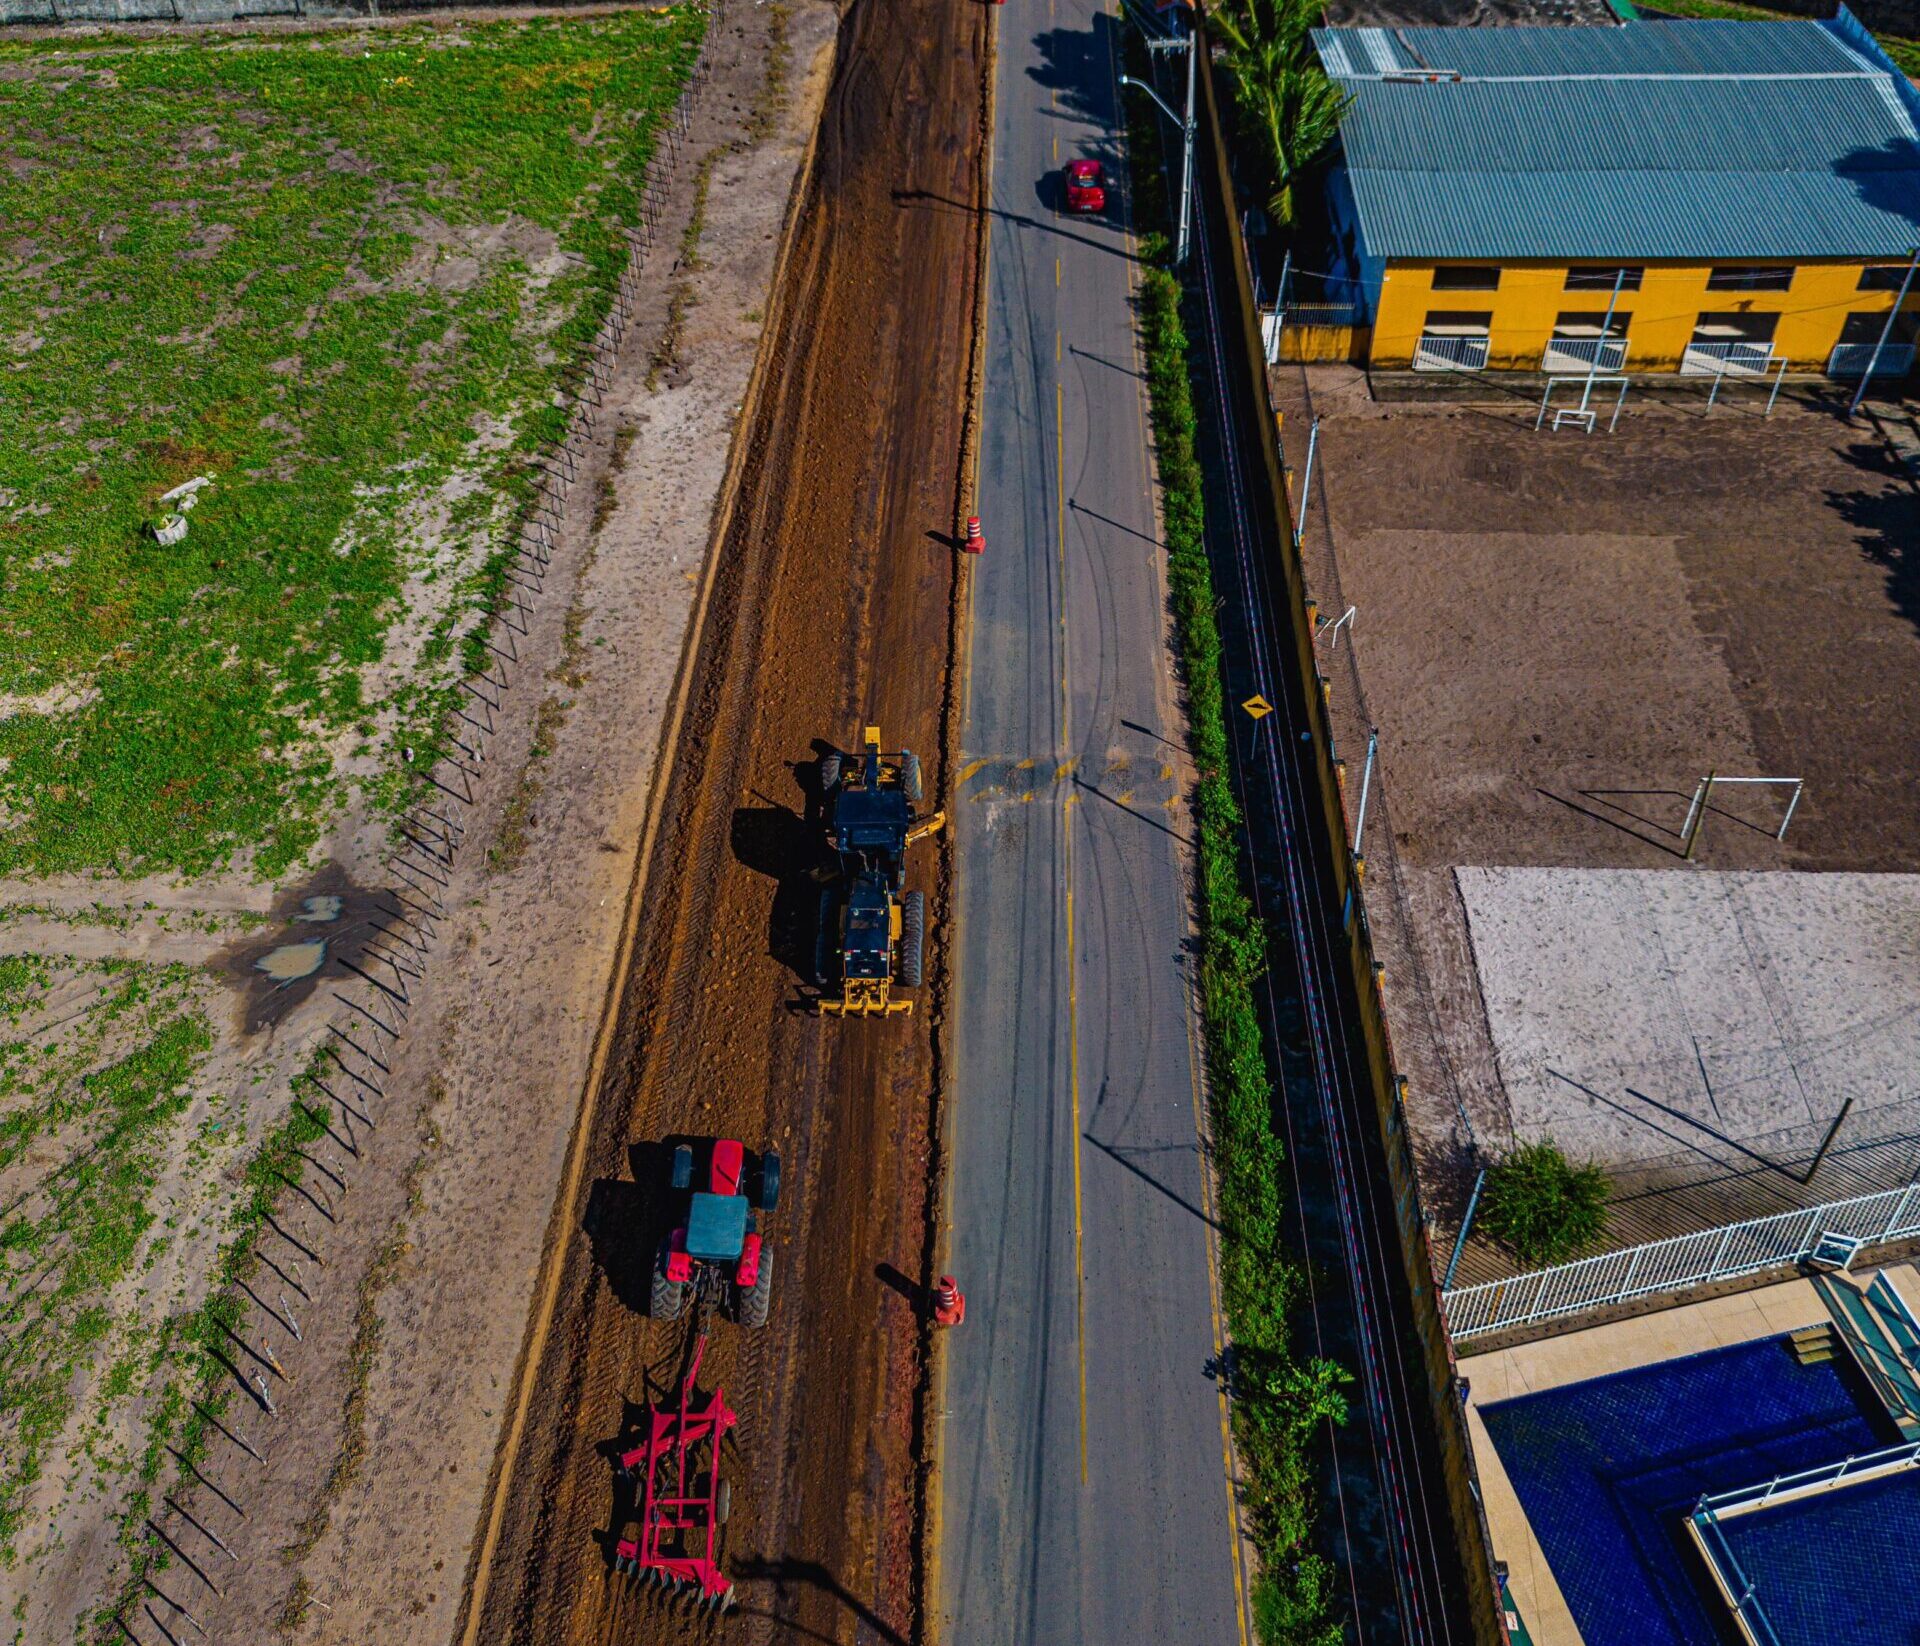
[{"x1": 1241, "y1": 694, "x2": 1274, "y2": 720}]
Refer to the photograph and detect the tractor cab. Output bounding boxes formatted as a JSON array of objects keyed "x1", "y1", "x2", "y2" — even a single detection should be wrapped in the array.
[{"x1": 654, "y1": 1139, "x2": 779, "y2": 1327}]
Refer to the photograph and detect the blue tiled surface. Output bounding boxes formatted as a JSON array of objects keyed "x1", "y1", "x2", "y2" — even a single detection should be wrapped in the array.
[
  {"x1": 1719, "y1": 1470, "x2": 1920, "y2": 1646},
  {"x1": 1481, "y1": 1337, "x2": 1887, "y2": 1646}
]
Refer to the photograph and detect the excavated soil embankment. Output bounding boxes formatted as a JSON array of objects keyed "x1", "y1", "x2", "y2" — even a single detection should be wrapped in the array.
[{"x1": 467, "y1": 0, "x2": 988, "y2": 1640}]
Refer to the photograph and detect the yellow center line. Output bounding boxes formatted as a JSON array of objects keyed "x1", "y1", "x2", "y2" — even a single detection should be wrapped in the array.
[{"x1": 1057, "y1": 371, "x2": 1089, "y2": 1488}]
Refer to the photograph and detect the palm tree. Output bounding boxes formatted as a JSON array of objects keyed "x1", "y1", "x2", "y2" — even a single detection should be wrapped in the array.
[{"x1": 1209, "y1": 0, "x2": 1349, "y2": 226}]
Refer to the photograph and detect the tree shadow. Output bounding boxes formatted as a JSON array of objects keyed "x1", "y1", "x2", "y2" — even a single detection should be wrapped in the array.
[
  {"x1": 1023, "y1": 16, "x2": 1124, "y2": 131},
  {"x1": 1826, "y1": 446, "x2": 1920, "y2": 649}
]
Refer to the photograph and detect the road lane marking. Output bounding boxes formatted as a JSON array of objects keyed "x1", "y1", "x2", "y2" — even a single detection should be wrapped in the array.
[{"x1": 1056, "y1": 371, "x2": 1089, "y2": 1486}]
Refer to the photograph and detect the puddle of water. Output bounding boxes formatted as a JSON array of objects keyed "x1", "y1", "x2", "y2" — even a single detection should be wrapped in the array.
[
  {"x1": 227, "y1": 865, "x2": 390, "y2": 1033},
  {"x1": 254, "y1": 939, "x2": 327, "y2": 983}
]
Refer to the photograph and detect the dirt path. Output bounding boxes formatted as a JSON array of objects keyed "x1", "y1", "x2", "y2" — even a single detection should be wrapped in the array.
[{"x1": 463, "y1": 1, "x2": 987, "y2": 1640}]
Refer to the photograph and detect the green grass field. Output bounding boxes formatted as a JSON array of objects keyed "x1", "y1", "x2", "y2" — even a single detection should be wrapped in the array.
[
  {"x1": 1645, "y1": 0, "x2": 1920, "y2": 75},
  {"x1": 0, "y1": 10, "x2": 703, "y2": 880},
  {"x1": 0, "y1": 12, "x2": 707, "y2": 1617}
]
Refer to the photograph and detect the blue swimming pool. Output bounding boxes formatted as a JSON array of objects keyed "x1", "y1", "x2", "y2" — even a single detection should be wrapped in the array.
[
  {"x1": 1480, "y1": 1335, "x2": 1890, "y2": 1646},
  {"x1": 1714, "y1": 1467, "x2": 1920, "y2": 1646}
]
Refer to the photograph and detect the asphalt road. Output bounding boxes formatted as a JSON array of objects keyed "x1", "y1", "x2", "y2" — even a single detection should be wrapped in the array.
[{"x1": 939, "y1": 5, "x2": 1251, "y2": 1642}]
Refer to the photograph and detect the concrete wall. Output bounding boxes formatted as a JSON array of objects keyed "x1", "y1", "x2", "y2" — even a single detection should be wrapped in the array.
[
  {"x1": 1, "y1": 0, "x2": 608, "y2": 23},
  {"x1": 1368, "y1": 256, "x2": 1920, "y2": 372},
  {"x1": 3, "y1": 0, "x2": 322, "y2": 19}
]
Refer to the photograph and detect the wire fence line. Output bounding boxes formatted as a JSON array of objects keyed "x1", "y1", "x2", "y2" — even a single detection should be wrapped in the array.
[
  {"x1": 1442, "y1": 1180, "x2": 1920, "y2": 1340},
  {"x1": 112, "y1": 10, "x2": 724, "y2": 1636}
]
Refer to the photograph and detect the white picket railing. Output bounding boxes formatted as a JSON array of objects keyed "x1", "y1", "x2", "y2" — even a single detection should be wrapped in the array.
[
  {"x1": 1413, "y1": 333, "x2": 1489, "y2": 373},
  {"x1": 1541, "y1": 336, "x2": 1627, "y2": 374},
  {"x1": 1443, "y1": 1181, "x2": 1920, "y2": 1340},
  {"x1": 1828, "y1": 341, "x2": 1917, "y2": 379},
  {"x1": 1681, "y1": 339, "x2": 1775, "y2": 377}
]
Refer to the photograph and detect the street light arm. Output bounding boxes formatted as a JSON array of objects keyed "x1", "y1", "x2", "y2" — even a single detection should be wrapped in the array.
[{"x1": 1117, "y1": 73, "x2": 1183, "y2": 130}]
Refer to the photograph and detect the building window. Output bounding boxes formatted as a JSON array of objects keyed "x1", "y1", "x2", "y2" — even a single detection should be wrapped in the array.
[
  {"x1": 1682, "y1": 312, "x2": 1778, "y2": 375},
  {"x1": 1838, "y1": 310, "x2": 1920, "y2": 345},
  {"x1": 1859, "y1": 265, "x2": 1915, "y2": 292},
  {"x1": 1545, "y1": 313, "x2": 1629, "y2": 372},
  {"x1": 1565, "y1": 266, "x2": 1644, "y2": 291},
  {"x1": 1422, "y1": 310, "x2": 1493, "y2": 334},
  {"x1": 1415, "y1": 311, "x2": 1492, "y2": 372},
  {"x1": 1431, "y1": 265, "x2": 1501, "y2": 291},
  {"x1": 1706, "y1": 266, "x2": 1794, "y2": 291}
]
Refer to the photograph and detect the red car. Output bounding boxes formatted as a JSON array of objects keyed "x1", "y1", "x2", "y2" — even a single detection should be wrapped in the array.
[{"x1": 1064, "y1": 158, "x2": 1106, "y2": 213}]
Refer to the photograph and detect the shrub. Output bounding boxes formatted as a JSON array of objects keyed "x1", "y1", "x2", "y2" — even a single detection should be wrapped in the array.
[{"x1": 1479, "y1": 1141, "x2": 1610, "y2": 1266}]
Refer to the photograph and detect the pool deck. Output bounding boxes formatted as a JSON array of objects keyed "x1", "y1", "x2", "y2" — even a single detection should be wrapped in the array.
[{"x1": 1464, "y1": 1262, "x2": 1920, "y2": 1646}]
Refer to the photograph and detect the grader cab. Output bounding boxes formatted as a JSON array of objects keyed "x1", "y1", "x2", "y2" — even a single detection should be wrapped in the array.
[{"x1": 816, "y1": 728, "x2": 942, "y2": 1017}]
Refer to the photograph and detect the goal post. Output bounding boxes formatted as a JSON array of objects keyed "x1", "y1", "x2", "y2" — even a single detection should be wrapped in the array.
[
  {"x1": 1536, "y1": 373, "x2": 1629, "y2": 435},
  {"x1": 1681, "y1": 774, "x2": 1805, "y2": 856}
]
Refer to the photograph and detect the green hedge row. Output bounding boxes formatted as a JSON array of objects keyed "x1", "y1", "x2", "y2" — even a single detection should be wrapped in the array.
[{"x1": 1125, "y1": 81, "x2": 1352, "y2": 1646}]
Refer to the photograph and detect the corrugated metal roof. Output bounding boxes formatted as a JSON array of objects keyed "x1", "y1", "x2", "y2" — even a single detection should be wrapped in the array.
[
  {"x1": 1346, "y1": 168, "x2": 1920, "y2": 259},
  {"x1": 1340, "y1": 78, "x2": 1917, "y2": 174},
  {"x1": 1315, "y1": 19, "x2": 1868, "y2": 80},
  {"x1": 1313, "y1": 19, "x2": 1920, "y2": 260}
]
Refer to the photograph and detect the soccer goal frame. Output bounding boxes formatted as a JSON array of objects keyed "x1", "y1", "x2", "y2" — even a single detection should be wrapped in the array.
[
  {"x1": 1702, "y1": 353, "x2": 1789, "y2": 417},
  {"x1": 1535, "y1": 374, "x2": 1629, "y2": 435},
  {"x1": 1680, "y1": 774, "x2": 1805, "y2": 857}
]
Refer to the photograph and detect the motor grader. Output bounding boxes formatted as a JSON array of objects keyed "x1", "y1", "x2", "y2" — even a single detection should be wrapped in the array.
[{"x1": 815, "y1": 728, "x2": 942, "y2": 1017}]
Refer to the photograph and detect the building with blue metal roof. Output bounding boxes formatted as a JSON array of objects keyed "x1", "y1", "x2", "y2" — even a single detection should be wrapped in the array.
[{"x1": 1306, "y1": 8, "x2": 1920, "y2": 377}]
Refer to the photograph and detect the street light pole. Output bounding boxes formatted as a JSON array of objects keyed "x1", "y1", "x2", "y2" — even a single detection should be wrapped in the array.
[
  {"x1": 1176, "y1": 31, "x2": 1196, "y2": 267},
  {"x1": 1119, "y1": 28, "x2": 1196, "y2": 265},
  {"x1": 1849, "y1": 243, "x2": 1920, "y2": 421}
]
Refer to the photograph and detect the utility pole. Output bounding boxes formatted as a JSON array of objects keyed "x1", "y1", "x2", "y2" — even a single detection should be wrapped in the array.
[
  {"x1": 1119, "y1": 19, "x2": 1197, "y2": 265},
  {"x1": 1849, "y1": 244, "x2": 1920, "y2": 421}
]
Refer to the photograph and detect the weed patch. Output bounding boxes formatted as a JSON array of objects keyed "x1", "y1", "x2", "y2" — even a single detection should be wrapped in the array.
[{"x1": 1124, "y1": 63, "x2": 1350, "y2": 1646}]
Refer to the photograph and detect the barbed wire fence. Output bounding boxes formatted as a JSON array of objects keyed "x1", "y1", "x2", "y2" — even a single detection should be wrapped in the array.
[{"x1": 115, "y1": 7, "x2": 725, "y2": 1637}]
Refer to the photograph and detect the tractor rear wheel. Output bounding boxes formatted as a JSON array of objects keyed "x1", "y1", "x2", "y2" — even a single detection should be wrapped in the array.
[
  {"x1": 818, "y1": 752, "x2": 841, "y2": 794},
  {"x1": 902, "y1": 750, "x2": 924, "y2": 803},
  {"x1": 652, "y1": 1241, "x2": 686, "y2": 1321},
  {"x1": 738, "y1": 1249, "x2": 772, "y2": 1328},
  {"x1": 757, "y1": 1151, "x2": 781, "y2": 1212},
  {"x1": 899, "y1": 891, "x2": 925, "y2": 989}
]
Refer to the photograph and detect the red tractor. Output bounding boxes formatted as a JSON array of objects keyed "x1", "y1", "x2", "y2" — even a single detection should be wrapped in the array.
[
  {"x1": 652, "y1": 1139, "x2": 780, "y2": 1328},
  {"x1": 1064, "y1": 158, "x2": 1106, "y2": 213}
]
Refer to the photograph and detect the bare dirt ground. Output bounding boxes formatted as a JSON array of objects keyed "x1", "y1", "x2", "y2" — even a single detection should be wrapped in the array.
[
  {"x1": 462, "y1": 1, "x2": 988, "y2": 1642},
  {"x1": 1275, "y1": 363, "x2": 1920, "y2": 1284}
]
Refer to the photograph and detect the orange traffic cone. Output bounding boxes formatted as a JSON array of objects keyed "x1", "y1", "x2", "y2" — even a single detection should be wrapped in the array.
[
  {"x1": 932, "y1": 1275, "x2": 967, "y2": 1326},
  {"x1": 964, "y1": 516, "x2": 986, "y2": 555}
]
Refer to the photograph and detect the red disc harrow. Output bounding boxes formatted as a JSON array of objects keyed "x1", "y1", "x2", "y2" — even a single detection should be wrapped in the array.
[{"x1": 612, "y1": 1330, "x2": 737, "y2": 1611}]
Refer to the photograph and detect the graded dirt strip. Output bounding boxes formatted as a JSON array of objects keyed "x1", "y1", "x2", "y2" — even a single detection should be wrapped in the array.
[{"x1": 465, "y1": 2, "x2": 989, "y2": 1641}]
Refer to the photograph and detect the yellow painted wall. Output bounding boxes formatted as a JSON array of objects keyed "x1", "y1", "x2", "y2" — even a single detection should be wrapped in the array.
[
  {"x1": 1278, "y1": 323, "x2": 1371, "y2": 364},
  {"x1": 1369, "y1": 259, "x2": 1920, "y2": 372}
]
